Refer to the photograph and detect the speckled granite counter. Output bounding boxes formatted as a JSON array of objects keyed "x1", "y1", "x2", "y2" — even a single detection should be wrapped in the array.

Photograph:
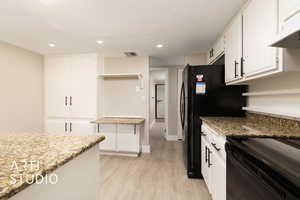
[
  {"x1": 0, "y1": 133, "x2": 105, "y2": 200},
  {"x1": 201, "y1": 114, "x2": 300, "y2": 138},
  {"x1": 91, "y1": 117, "x2": 145, "y2": 125}
]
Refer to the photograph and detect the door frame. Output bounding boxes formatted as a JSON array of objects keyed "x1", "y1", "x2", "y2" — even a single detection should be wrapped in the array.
[{"x1": 155, "y1": 84, "x2": 165, "y2": 119}]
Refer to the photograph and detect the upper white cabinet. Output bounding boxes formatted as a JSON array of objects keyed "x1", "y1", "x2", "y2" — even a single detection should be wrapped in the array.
[
  {"x1": 44, "y1": 55, "x2": 71, "y2": 118},
  {"x1": 207, "y1": 34, "x2": 225, "y2": 65},
  {"x1": 44, "y1": 53, "x2": 98, "y2": 135},
  {"x1": 225, "y1": 13, "x2": 243, "y2": 83},
  {"x1": 222, "y1": 0, "x2": 300, "y2": 84},
  {"x1": 242, "y1": 0, "x2": 278, "y2": 78},
  {"x1": 45, "y1": 54, "x2": 97, "y2": 119},
  {"x1": 272, "y1": 0, "x2": 300, "y2": 48}
]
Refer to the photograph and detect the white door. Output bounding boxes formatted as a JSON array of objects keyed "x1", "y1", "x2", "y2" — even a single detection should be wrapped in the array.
[
  {"x1": 211, "y1": 150, "x2": 226, "y2": 200},
  {"x1": 45, "y1": 119, "x2": 68, "y2": 134},
  {"x1": 70, "y1": 120, "x2": 96, "y2": 135},
  {"x1": 98, "y1": 124, "x2": 117, "y2": 151},
  {"x1": 155, "y1": 84, "x2": 165, "y2": 119},
  {"x1": 44, "y1": 56, "x2": 71, "y2": 118},
  {"x1": 117, "y1": 124, "x2": 139, "y2": 152},
  {"x1": 70, "y1": 54, "x2": 97, "y2": 119},
  {"x1": 243, "y1": 0, "x2": 278, "y2": 77}
]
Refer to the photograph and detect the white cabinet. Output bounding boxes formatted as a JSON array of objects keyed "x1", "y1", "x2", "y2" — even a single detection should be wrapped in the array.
[
  {"x1": 279, "y1": 0, "x2": 300, "y2": 34},
  {"x1": 45, "y1": 53, "x2": 97, "y2": 119},
  {"x1": 242, "y1": 0, "x2": 278, "y2": 78},
  {"x1": 210, "y1": 148, "x2": 226, "y2": 200},
  {"x1": 45, "y1": 56, "x2": 71, "y2": 118},
  {"x1": 97, "y1": 124, "x2": 117, "y2": 151},
  {"x1": 46, "y1": 119, "x2": 95, "y2": 135},
  {"x1": 117, "y1": 124, "x2": 140, "y2": 152},
  {"x1": 97, "y1": 123, "x2": 141, "y2": 155},
  {"x1": 207, "y1": 34, "x2": 225, "y2": 65},
  {"x1": 201, "y1": 123, "x2": 226, "y2": 200},
  {"x1": 44, "y1": 54, "x2": 97, "y2": 135},
  {"x1": 225, "y1": 13, "x2": 243, "y2": 83}
]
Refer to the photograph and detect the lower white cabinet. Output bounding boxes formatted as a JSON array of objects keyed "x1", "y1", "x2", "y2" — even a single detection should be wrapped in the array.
[
  {"x1": 45, "y1": 119, "x2": 95, "y2": 135},
  {"x1": 201, "y1": 123, "x2": 226, "y2": 200},
  {"x1": 97, "y1": 124, "x2": 141, "y2": 155}
]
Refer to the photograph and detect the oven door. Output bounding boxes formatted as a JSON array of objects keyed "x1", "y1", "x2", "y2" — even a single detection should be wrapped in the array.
[{"x1": 226, "y1": 142, "x2": 299, "y2": 200}]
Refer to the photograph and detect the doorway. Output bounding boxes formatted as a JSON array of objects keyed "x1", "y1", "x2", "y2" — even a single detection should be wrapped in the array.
[{"x1": 155, "y1": 84, "x2": 165, "y2": 121}]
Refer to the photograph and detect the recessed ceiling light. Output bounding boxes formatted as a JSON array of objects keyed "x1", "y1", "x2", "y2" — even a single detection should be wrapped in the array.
[
  {"x1": 97, "y1": 40, "x2": 103, "y2": 44},
  {"x1": 48, "y1": 43, "x2": 56, "y2": 47},
  {"x1": 156, "y1": 44, "x2": 163, "y2": 48}
]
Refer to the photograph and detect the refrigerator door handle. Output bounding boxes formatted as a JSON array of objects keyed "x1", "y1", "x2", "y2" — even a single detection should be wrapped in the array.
[{"x1": 180, "y1": 83, "x2": 185, "y2": 129}]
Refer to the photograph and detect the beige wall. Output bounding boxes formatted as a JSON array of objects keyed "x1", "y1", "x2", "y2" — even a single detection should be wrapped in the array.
[
  {"x1": 184, "y1": 53, "x2": 207, "y2": 65},
  {"x1": 100, "y1": 56, "x2": 150, "y2": 146},
  {"x1": 247, "y1": 72, "x2": 300, "y2": 119},
  {"x1": 0, "y1": 41, "x2": 44, "y2": 132},
  {"x1": 168, "y1": 67, "x2": 179, "y2": 136}
]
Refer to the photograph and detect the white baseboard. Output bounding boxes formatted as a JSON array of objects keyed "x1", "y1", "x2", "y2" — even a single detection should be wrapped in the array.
[
  {"x1": 142, "y1": 145, "x2": 151, "y2": 153},
  {"x1": 165, "y1": 135, "x2": 178, "y2": 141}
]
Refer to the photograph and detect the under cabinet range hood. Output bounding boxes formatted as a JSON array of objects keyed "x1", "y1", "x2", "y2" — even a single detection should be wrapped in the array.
[{"x1": 271, "y1": 29, "x2": 300, "y2": 48}]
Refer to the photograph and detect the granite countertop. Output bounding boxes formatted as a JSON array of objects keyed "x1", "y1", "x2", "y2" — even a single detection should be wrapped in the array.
[
  {"x1": 91, "y1": 117, "x2": 145, "y2": 125},
  {"x1": 201, "y1": 114, "x2": 300, "y2": 138},
  {"x1": 0, "y1": 133, "x2": 105, "y2": 200}
]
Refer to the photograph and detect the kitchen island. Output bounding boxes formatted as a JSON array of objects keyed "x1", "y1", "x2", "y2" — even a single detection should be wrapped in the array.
[{"x1": 0, "y1": 133, "x2": 105, "y2": 200}]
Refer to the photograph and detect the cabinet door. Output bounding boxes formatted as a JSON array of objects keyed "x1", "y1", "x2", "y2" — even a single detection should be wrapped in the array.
[
  {"x1": 201, "y1": 136, "x2": 210, "y2": 187},
  {"x1": 44, "y1": 56, "x2": 71, "y2": 118},
  {"x1": 211, "y1": 149, "x2": 226, "y2": 200},
  {"x1": 70, "y1": 120, "x2": 96, "y2": 135},
  {"x1": 45, "y1": 119, "x2": 68, "y2": 134},
  {"x1": 243, "y1": 0, "x2": 278, "y2": 77},
  {"x1": 70, "y1": 54, "x2": 97, "y2": 119},
  {"x1": 225, "y1": 14, "x2": 242, "y2": 82},
  {"x1": 98, "y1": 124, "x2": 117, "y2": 151},
  {"x1": 117, "y1": 124, "x2": 139, "y2": 152},
  {"x1": 279, "y1": 0, "x2": 300, "y2": 34}
]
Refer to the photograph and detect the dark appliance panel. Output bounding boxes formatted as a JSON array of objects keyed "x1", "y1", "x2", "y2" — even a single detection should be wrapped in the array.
[{"x1": 226, "y1": 138, "x2": 300, "y2": 200}]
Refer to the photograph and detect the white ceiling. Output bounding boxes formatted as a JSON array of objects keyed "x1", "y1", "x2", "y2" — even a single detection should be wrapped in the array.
[{"x1": 0, "y1": 0, "x2": 246, "y2": 56}]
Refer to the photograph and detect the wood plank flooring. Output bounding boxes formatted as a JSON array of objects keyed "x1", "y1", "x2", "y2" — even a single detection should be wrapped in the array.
[{"x1": 99, "y1": 122, "x2": 211, "y2": 200}]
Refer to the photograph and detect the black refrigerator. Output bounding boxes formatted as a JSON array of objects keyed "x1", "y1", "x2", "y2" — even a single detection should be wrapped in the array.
[{"x1": 179, "y1": 61, "x2": 247, "y2": 179}]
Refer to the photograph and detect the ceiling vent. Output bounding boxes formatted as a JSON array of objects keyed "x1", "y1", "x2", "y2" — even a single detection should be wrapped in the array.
[{"x1": 124, "y1": 52, "x2": 137, "y2": 57}]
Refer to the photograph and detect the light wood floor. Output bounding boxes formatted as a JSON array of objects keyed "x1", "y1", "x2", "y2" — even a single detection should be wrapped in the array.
[{"x1": 99, "y1": 122, "x2": 211, "y2": 200}]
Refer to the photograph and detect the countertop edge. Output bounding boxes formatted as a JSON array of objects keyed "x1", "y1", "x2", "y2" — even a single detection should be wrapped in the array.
[{"x1": 1, "y1": 136, "x2": 105, "y2": 200}]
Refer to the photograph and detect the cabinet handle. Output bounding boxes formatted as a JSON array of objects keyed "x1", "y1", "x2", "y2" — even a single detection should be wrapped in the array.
[
  {"x1": 208, "y1": 148, "x2": 212, "y2": 168},
  {"x1": 97, "y1": 124, "x2": 100, "y2": 133},
  {"x1": 70, "y1": 122, "x2": 72, "y2": 133},
  {"x1": 200, "y1": 132, "x2": 207, "y2": 136},
  {"x1": 211, "y1": 142, "x2": 221, "y2": 151},
  {"x1": 211, "y1": 48, "x2": 214, "y2": 57},
  {"x1": 65, "y1": 122, "x2": 67, "y2": 132},
  {"x1": 205, "y1": 146, "x2": 208, "y2": 163},
  {"x1": 240, "y1": 57, "x2": 245, "y2": 76},
  {"x1": 70, "y1": 96, "x2": 72, "y2": 106},
  {"x1": 234, "y1": 61, "x2": 238, "y2": 78},
  {"x1": 65, "y1": 96, "x2": 68, "y2": 106}
]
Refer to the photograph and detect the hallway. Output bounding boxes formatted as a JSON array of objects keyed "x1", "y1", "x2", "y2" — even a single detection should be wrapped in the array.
[{"x1": 99, "y1": 122, "x2": 211, "y2": 200}]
